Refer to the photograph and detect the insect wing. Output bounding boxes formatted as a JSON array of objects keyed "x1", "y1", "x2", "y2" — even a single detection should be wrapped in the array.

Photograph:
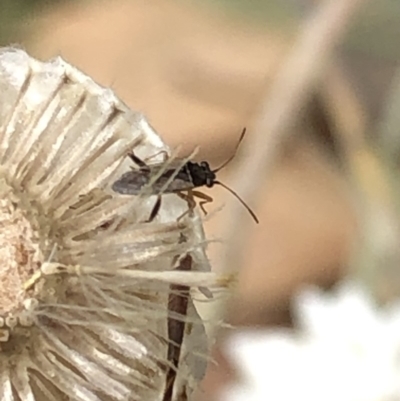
[
  {"x1": 146, "y1": 167, "x2": 195, "y2": 193},
  {"x1": 112, "y1": 162, "x2": 195, "y2": 195},
  {"x1": 112, "y1": 170, "x2": 151, "y2": 195}
]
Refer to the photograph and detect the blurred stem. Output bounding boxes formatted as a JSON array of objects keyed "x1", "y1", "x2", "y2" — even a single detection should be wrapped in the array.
[
  {"x1": 348, "y1": 148, "x2": 400, "y2": 303},
  {"x1": 311, "y1": 53, "x2": 400, "y2": 303},
  {"x1": 379, "y1": 65, "x2": 400, "y2": 163},
  {"x1": 219, "y1": 0, "x2": 367, "y2": 322},
  {"x1": 222, "y1": 0, "x2": 367, "y2": 270},
  {"x1": 352, "y1": 62, "x2": 400, "y2": 303}
]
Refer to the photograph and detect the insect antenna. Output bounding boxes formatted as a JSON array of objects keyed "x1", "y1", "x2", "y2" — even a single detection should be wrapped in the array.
[
  {"x1": 214, "y1": 180, "x2": 259, "y2": 223},
  {"x1": 213, "y1": 128, "x2": 247, "y2": 173}
]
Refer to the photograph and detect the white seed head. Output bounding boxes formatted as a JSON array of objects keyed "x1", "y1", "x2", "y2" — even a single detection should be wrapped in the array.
[{"x1": 0, "y1": 47, "x2": 224, "y2": 401}]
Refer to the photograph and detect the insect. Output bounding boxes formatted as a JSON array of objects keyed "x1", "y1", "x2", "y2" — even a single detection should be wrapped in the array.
[{"x1": 112, "y1": 128, "x2": 259, "y2": 223}]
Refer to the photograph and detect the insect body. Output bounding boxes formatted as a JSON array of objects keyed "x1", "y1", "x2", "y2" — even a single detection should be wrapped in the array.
[{"x1": 112, "y1": 128, "x2": 259, "y2": 223}]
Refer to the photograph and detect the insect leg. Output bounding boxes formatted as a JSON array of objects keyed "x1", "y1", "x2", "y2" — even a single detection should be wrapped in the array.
[
  {"x1": 144, "y1": 150, "x2": 169, "y2": 164},
  {"x1": 176, "y1": 191, "x2": 196, "y2": 221},
  {"x1": 191, "y1": 190, "x2": 213, "y2": 215},
  {"x1": 128, "y1": 152, "x2": 150, "y2": 171},
  {"x1": 146, "y1": 195, "x2": 162, "y2": 223}
]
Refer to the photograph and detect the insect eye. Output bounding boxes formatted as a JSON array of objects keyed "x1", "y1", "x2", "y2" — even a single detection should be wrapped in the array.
[{"x1": 200, "y1": 161, "x2": 210, "y2": 169}]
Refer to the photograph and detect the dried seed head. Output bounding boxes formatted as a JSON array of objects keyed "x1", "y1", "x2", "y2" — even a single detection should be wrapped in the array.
[
  {"x1": 0, "y1": 191, "x2": 40, "y2": 317},
  {"x1": 0, "y1": 47, "x2": 222, "y2": 401}
]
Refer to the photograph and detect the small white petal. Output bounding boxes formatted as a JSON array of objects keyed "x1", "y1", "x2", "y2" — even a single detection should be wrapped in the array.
[{"x1": 223, "y1": 281, "x2": 400, "y2": 401}]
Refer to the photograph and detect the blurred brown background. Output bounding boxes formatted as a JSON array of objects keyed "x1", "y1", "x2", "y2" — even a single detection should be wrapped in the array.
[{"x1": 5, "y1": 0, "x2": 400, "y2": 399}]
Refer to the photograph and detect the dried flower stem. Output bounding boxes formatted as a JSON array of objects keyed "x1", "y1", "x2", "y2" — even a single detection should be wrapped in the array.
[{"x1": 163, "y1": 254, "x2": 192, "y2": 401}]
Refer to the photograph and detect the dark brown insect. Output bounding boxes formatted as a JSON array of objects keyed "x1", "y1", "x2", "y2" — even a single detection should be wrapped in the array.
[
  {"x1": 162, "y1": 253, "x2": 192, "y2": 401},
  {"x1": 112, "y1": 128, "x2": 259, "y2": 223}
]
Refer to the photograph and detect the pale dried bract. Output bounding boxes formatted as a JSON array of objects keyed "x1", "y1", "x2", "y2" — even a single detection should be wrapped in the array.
[{"x1": 0, "y1": 47, "x2": 218, "y2": 401}]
